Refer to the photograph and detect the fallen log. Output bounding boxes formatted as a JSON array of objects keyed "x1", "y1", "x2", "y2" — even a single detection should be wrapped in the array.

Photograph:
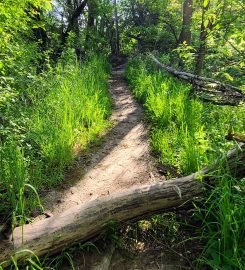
[
  {"x1": 0, "y1": 144, "x2": 244, "y2": 268},
  {"x1": 149, "y1": 54, "x2": 245, "y2": 106}
]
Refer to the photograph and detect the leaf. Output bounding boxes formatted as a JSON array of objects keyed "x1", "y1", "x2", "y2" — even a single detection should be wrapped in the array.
[
  {"x1": 223, "y1": 72, "x2": 234, "y2": 81},
  {"x1": 204, "y1": 19, "x2": 209, "y2": 28},
  {"x1": 203, "y1": 0, "x2": 209, "y2": 8}
]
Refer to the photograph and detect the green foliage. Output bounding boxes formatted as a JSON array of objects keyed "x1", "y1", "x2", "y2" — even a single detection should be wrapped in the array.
[
  {"x1": 198, "y1": 172, "x2": 245, "y2": 269},
  {"x1": 0, "y1": 0, "x2": 50, "y2": 74},
  {"x1": 120, "y1": 0, "x2": 244, "y2": 81},
  {"x1": 173, "y1": 42, "x2": 196, "y2": 70},
  {"x1": 120, "y1": 0, "x2": 181, "y2": 54},
  {"x1": 0, "y1": 55, "x2": 112, "y2": 225},
  {"x1": 126, "y1": 56, "x2": 244, "y2": 175},
  {"x1": 128, "y1": 56, "x2": 244, "y2": 171},
  {"x1": 28, "y1": 55, "x2": 111, "y2": 185},
  {"x1": 0, "y1": 0, "x2": 244, "y2": 267}
]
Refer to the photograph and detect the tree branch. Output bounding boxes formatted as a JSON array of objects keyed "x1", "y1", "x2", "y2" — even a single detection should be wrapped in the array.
[{"x1": 63, "y1": 0, "x2": 88, "y2": 41}]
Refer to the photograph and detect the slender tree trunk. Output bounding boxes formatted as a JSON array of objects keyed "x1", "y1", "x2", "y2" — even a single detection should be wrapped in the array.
[
  {"x1": 195, "y1": 0, "x2": 212, "y2": 75},
  {"x1": 195, "y1": 39, "x2": 206, "y2": 76},
  {"x1": 87, "y1": 1, "x2": 95, "y2": 27},
  {"x1": 54, "y1": 0, "x2": 88, "y2": 60},
  {"x1": 85, "y1": 0, "x2": 96, "y2": 50},
  {"x1": 61, "y1": 0, "x2": 88, "y2": 45},
  {"x1": 178, "y1": 0, "x2": 193, "y2": 45},
  {"x1": 113, "y1": 0, "x2": 120, "y2": 55}
]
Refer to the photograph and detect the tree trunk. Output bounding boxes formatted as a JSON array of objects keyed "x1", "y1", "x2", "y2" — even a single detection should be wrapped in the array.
[
  {"x1": 194, "y1": 29, "x2": 207, "y2": 76},
  {"x1": 53, "y1": 0, "x2": 88, "y2": 60},
  {"x1": 87, "y1": 0, "x2": 95, "y2": 28},
  {"x1": 194, "y1": 0, "x2": 212, "y2": 75},
  {"x1": 85, "y1": 0, "x2": 97, "y2": 50},
  {"x1": 178, "y1": 0, "x2": 193, "y2": 45},
  {"x1": 113, "y1": 0, "x2": 120, "y2": 55},
  {"x1": 0, "y1": 144, "x2": 244, "y2": 267}
]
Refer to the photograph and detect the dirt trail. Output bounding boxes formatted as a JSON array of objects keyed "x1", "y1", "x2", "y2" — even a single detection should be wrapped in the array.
[
  {"x1": 41, "y1": 65, "x2": 160, "y2": 215},
  {"x1": 37, "y1": 65, "x2": 190, "y2": 270}
]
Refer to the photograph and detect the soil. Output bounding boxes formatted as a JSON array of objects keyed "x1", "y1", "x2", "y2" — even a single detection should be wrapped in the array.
[{"x1": 60, "y1": 245, "x2": 192, "y2": 270}]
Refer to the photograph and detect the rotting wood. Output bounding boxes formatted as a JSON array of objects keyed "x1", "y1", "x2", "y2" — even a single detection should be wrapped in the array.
[
  {"x1": 225, "y1": 131, "x2": 245, "y2": 143},
  {"x1": 149, "y1": 54, "x2": 245, "y2": 106},
  {"x1": 0, "y1": 144, "x2": 244, "y2": 268}
]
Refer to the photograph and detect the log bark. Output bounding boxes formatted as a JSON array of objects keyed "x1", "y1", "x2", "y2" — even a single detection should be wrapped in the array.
[
  {"x1": 0, "y1": 144, "x2": 244, "y2": 267},
  {"x1": 149, "y1": 54, "x2": 245, "y2": 106}
]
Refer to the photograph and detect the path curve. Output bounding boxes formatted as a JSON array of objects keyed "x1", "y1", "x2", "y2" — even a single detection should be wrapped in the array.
[{"x1": 41, "y1": 65, "x2": 160, "y2": 216}]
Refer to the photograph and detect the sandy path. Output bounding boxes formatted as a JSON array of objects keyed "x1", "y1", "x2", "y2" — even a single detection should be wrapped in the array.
[
  {"x1": 41, "y1": 65, "x2": 160, "y2": 215},
  {"x1": 36, "y1": 65, "x2": 192, "y2": 270}
]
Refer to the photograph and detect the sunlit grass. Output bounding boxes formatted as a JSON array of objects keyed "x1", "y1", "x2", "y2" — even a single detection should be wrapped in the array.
[
  {"x1": 126, "y1": 56, "x2": 244, "y2": 175},
  {"x1": 29, "y1": 56, "x2": 111, "y2": 186},
  {"x1": 198, "y1": 170, "x2": 245, "y2": 269},
  {"x1": 0, "y1": 55, "x2": 112, "y2": 227}
]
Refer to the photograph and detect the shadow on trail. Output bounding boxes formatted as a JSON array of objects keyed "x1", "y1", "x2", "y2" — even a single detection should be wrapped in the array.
[{"x1": 38, "y1": 66, "x2": 147, "y2": 213}]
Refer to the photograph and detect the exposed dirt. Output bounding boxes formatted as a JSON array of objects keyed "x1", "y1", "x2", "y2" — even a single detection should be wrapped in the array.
[
  {"x1": 60, "y1": 245, "x2": 191, "y2": 270},
  {"x1": 39, "y1": 64, "x2": 162, "y2": 217}
]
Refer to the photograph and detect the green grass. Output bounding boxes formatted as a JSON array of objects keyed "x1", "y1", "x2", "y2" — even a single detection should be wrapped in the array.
[
  {"x1": 126, "y1": 55, "x2": 244, "y2": 175},
  {"x1": 0, "y1": 55, "x2": 112, "y2": 226},
  {"x1": 126, "y1": 55, "x2": 245, "y2": 269},
  {"x1": 198, "y1": 172, "x2": 245, "y2": 270}
]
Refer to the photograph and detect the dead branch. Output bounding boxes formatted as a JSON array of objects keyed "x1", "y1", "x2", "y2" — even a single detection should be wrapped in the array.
[{"x1": 149, "y1": 54, "x2": 245, "y2": 106}]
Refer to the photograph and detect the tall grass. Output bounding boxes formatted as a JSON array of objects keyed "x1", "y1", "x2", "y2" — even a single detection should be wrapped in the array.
[
  {"x1": 0, "y1": 141, "x2": 43, "y2": 239},
  {"x1": 0, "y1": 55, "x2": 112, "y2": 226},
  {"x1": 126, "y1": 56, "x2": 244, "y2": 174},
  {"x1": 198, "y1": 171, "x2": 245, "y2": 269},
  {"x1": 29, "y1": 56, "x2": 111, "y2": 185},
  {"x1": 126, "y1": 55, "x2": 245, "y2": 269}
]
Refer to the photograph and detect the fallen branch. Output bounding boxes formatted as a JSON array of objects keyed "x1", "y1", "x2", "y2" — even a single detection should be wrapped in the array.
[
  {"x1": 149, "y1": 54, "x2": 245, "y2": 106},
  {"x1": 0, "y1": 144, "x2": 244, "y2": 267}
]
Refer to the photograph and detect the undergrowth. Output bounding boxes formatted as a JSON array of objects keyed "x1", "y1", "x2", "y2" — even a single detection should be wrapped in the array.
[
  {"x1": 126, "y1": 56, "x2": 244, "y2": 175},
  {"x1": 0, "y1": 55, "x2": 112, "y2": 227},
  {"x1": 126, "y1": 55, "x2": 245, "y2": 269}
]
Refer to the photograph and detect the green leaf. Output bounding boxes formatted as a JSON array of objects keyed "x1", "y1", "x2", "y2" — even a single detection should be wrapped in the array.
[
  {"x1": 204, "y1": 19, "x2": 209, "y2": 28},
  {"x1": 203, "y1": 0, "x2": 209, "y2": 8},
  {"x1": 223, "y1": 72, "x2": 234, "y2": 81}
]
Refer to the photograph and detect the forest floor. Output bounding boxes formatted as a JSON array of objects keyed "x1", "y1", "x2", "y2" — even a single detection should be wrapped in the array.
[{"x1": 36, "y1": 65, "x2": 193, "y2": 269}]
